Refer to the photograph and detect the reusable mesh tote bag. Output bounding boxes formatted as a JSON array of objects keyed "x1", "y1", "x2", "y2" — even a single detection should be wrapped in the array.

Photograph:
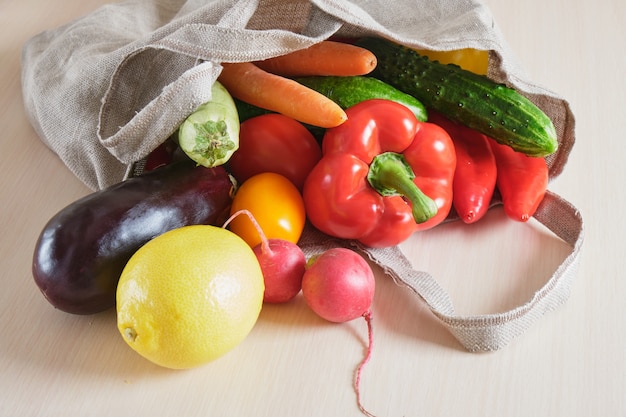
[{"x1": 22, "y1": 0, "x2": 583, "y2": 352}]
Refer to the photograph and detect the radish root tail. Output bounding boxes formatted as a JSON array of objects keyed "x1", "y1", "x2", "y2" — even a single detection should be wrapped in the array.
[
  {"x1": 221, "y1": 209, "x2": 272, "y2": 254},
  {"x1": 355, "y1": 310, "x2": 376, "y2": 417}
]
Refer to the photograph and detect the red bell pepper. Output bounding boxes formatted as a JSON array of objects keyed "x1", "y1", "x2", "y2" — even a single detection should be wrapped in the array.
[{"x1": 303, "y1": 99, "x2": 456, "y2": 247}]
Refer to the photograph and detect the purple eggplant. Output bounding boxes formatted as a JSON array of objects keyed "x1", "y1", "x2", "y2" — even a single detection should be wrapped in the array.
[{"x1": 32, "y1": 160, "x2": 234, "y2": 315}]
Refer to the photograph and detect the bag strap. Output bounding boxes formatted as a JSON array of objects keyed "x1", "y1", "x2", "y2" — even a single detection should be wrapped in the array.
[
  {"x1": 366, "y1": 191, "x2": 583, "y2": 352},
  {"x1": 300, "y1": 191, "x2": 584, "y2": 352}
]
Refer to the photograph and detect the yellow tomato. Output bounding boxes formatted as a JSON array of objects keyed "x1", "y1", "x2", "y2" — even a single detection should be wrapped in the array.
[
  {"x1": 414, "y1": 48, "x2": 489, "y2": 75},
  {"x1": 229, "y1": 172, "x2": 306, "y2": 248}
]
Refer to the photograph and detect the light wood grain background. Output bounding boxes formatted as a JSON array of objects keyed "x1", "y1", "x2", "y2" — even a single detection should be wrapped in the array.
[{"x1": 1, "y1": 0, "x2": 624, "y2": 416}]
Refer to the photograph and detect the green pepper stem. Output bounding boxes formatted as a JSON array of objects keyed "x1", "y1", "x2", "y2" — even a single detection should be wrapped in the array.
[{"x1": 367, "y1": 152, "x2": 438, "y2": 224}]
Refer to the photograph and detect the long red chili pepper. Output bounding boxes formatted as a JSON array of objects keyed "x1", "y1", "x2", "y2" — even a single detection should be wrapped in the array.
[
  {"x1": 487, "y1": 138, "x2": 549, "y2": 221},
  {"x1": 429, "y1": 111, "x2": 497, "y2": 224}
]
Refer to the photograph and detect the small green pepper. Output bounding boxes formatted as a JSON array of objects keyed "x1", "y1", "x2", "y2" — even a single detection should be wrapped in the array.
[{"x1": 178, "y1": 81, "x2": 240, "y2": 167}]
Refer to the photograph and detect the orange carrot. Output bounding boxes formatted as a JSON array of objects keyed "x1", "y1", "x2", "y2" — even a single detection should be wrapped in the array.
[
  {"x1": 218, "y1": 62, "x2": 347, "y2": 128},
  {"x1": 254, "y1": 40, "x2": 377, "y2": 77}
]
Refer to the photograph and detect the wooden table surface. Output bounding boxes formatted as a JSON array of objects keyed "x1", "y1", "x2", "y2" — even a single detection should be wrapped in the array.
[{"x1": 1, "y1": 0, "x2": 624, "y2": 416}]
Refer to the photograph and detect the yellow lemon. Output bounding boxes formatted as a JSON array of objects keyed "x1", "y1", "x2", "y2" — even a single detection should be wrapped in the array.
[{"x1": 116, "y1": 225, "x2": 264, "y2": 369}]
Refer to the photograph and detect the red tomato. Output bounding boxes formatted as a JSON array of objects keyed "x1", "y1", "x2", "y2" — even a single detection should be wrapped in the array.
[{"x1": 228, "y1": 114, "x2": 322, "y2": 190}]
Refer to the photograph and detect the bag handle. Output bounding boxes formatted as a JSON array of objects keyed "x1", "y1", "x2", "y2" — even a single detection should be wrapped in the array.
[{"x1": 300, "y1": 191, "x2": 584, "y2": 352}]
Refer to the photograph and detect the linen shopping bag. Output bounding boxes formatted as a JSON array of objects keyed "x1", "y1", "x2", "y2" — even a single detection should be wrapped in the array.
[{"x1": 21, "y1": 0, "x2": 584, "y2": 352}]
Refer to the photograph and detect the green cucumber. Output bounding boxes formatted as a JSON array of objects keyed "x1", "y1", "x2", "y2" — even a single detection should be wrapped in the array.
[
  {"x1": 356, "y1": 37, "x2": 558, "y2": 157},
  {"x1": 234, "y1": 97, "x2": 272, "y2": 121},
  {"x1": 294, "y1": 76, "x2": 428, "y2": 122}
]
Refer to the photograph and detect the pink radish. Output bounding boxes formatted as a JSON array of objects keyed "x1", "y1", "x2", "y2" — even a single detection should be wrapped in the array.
[
  {"x1": 302, "y1": 248, "x2": 374, "y2": 322},
  {"x1": 254, "y1": 238, "x2": 306, "y2": 303},
  {"x1": 223, "y1": 210, "x2": 305, "y2": 303},
  {"x1": 301, "y1": 247, "x2": 376, "y2": 417}
]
